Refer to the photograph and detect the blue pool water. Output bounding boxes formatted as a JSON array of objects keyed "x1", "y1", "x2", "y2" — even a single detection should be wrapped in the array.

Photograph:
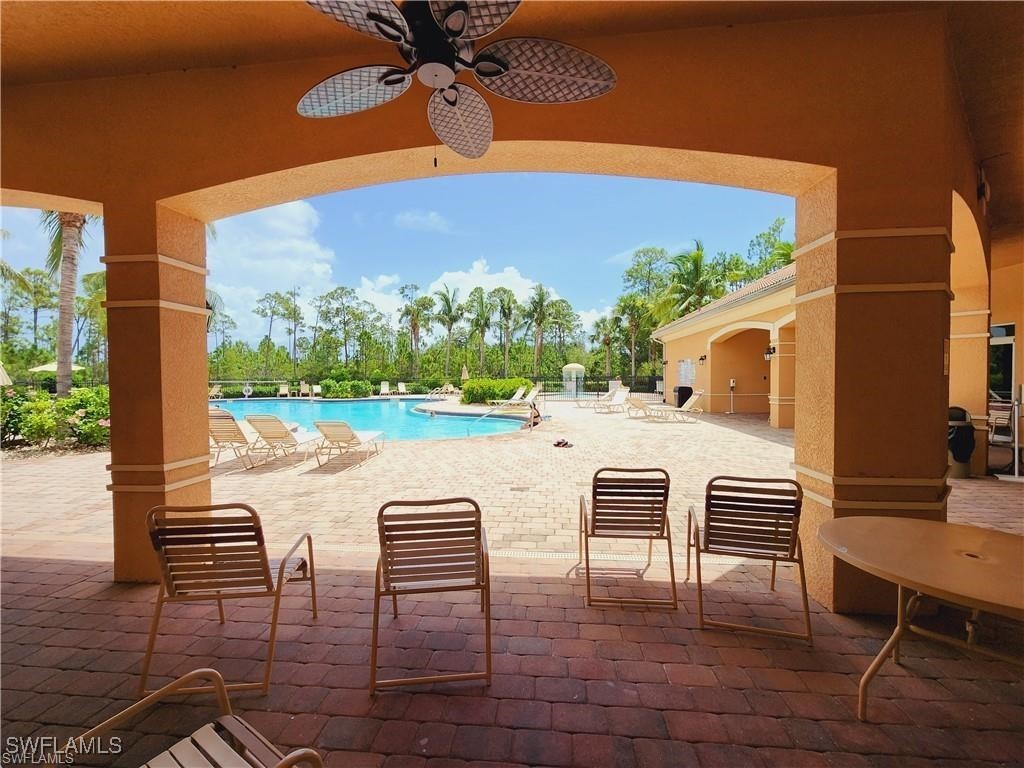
[{"x1": 216, "y1": 398, "x2": 522, "y2": 441}]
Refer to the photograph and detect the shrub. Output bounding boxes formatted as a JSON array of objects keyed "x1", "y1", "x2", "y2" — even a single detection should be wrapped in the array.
[
  {"x1": 18, "y1": 396, "x2": 58, "y2": 444},
  {"x1": 1, "y1": 386, "x2": 31, "y2": 447},
  {"x1": 461, "y1": 377, "x2": 532, "y2": 405},
  {"x1": 349, "y1": 380, "x2": 372, "y2": 398},
  {"x1": 56, "y1": 386, "x2": 111, "y2": 446},
  {"x1": 406, "y1": 383, "x2": 430, "y2": 395}
]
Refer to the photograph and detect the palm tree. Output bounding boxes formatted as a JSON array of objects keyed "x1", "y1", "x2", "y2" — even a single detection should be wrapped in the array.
[
  {"x1": 0, "y1": 229, "x2": 31, "y2": 292},
  {"x1": 42, "y1": 211, "x2": 93, "y2": 397},
  {"x1": 433, "y1": 283, "x2": 462, "y2": 378},
  {"x1": 590, "y1": 315, "x2": 621, "y2": 377},
  {"x1": 652, "y1": 241, "x2": 725, "y2": 324},
  {"x1": 547, "y1": 298, "x2": 577, "y2": 356},
  {"x1": 615, "y1": 293, "x2": 647, "y2": 381},
  {"x1": 524, "y1": 283, "x2": 552, "y2": 377},
  {"x1": 466, "y1": 287, "x2": 494, "y2": 374},
  {"x1": 399, "y1": 284, "x2": 434, "y2": 379},
  {"x1": 490, "y1": 287, "x2": 518, "y2": 377}
]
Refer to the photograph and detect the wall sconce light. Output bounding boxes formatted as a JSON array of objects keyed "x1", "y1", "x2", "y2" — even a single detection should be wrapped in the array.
[
  {"x1": 763, "y1": 346, "x2": 776, "y2": 361},
  {"x1": 697, "y1": 355, "x2": 707, "y2": 366}
]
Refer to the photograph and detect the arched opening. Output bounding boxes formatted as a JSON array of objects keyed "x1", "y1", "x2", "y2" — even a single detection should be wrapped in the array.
[
  {"x1": 706, "y1": 324, "x2": 772, "y2": 417},
  {"x1": 948, "y1": 191, "x2": 991, "y2": 474}
]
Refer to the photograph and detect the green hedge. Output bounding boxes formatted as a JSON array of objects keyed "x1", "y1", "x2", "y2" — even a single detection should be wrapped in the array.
[
  {"x1": 461, "y1": 378, "x2": 533, "y2": 405},
  {"x1": 319, "y1": 379, "x2": 373, "y2": 399},
  {"x1": 1, "y1": 385, "x2": 111, "y2": 447}
]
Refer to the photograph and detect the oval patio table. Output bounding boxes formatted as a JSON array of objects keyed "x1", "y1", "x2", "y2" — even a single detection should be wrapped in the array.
[{"x1": 817, "y1": 516, "x2": 1024, "y2": 721}]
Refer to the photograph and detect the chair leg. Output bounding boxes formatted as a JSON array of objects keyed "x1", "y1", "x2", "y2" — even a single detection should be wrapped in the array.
[
  {"x1": 217, "y1": 599, "x2": 225, "y2": 624},
  {"x1": 770, "y1": 561, "x2": 778, "y2": 591},
  {"x1": 483, "y1": 582, "x2": 492, "y2": 682},
  {"x1": 694, "y1": 541, "x2": 706, "y2": 630},
  {"x1": 796, "y1": 545, "x2": 813, "y2": 646},
  {"x1": 369, "y1": 564, "x2": 382, "y2": 694},
  {"x1": 392, "y1": 594, "x2": 399, "y2": 618},
  {"x1": 261, "y1": 588, "x2": 285, "y2": 694},
  {"x1": 138, "y1": 584, "x2": 166, "y2": 696},
  {"x1": 665, "y1": 530, "x2": 678, "y2": 610},
  {"x1": 685, "y1": 514, "x2": 692, "y2": 582},
  {"x1": 583, "y1": 528, "x2": 593, "y2": 607},
  {"x1": 307, "y1": 537, "x2": 318, "y2": 619}
]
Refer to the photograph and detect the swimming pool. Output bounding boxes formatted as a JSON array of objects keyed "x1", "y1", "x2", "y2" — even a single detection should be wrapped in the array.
[{"x1": 215, "y1": 398, "x2": 522, "y2": 441}]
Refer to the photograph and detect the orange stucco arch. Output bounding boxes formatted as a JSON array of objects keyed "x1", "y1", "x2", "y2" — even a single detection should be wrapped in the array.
[{"x1": 1, "y1": 3, "x2": 988, "y2": 614}]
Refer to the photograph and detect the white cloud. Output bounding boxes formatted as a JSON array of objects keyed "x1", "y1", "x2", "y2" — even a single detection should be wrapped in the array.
[
  {"x1": 0, "y1": 206, "x2": 105, "y2": 278},
  {"x1": 426, "y1": 258, "x2": 550, "y2": 304},
  {"x1": 578, "y1": 306, "x2": 613, "y2": 334},
  {"x1": 354, "y1": 274, "x2": 404, "y2": 324},
  {"x1": 208, "y1": 201, "x2": 336, "y2": 344},
  {"x1": 394, "y1": 209, "x2": 454, "y2": 234}
]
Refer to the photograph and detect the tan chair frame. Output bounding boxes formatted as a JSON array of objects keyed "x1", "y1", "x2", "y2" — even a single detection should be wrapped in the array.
[
  {"x1": 208, "y1": 408, "x2": 254, "y2": 468},
  {"x1": 313, "y1": 420, "x2": 383, "y2": 467},
  {"x1": 370, "y1": 497, "x2": 492, "y2": 693},
  {"x1": 140, "y1": 503, "x2": 317, "y2": 696},
  {"x1": 579, "y1": 467, "x2": 677, "y2": 609},
  {"x1": 687, "y1": 475, "x2": 812, "y2": 644},
  {"x1": 61, "y1": 668, "x2": 322, "y2": 768}
]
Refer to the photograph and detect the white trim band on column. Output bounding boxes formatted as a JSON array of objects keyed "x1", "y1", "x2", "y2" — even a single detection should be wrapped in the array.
[
  {"x1": 793, "y1": 282, "x2": 954, "y2": 305},
  {"x1": 950, "y1": 333, "x2": 991, "y2": 340},
  {"x1": 950, "y1": 309, "x2": 991, "y2": 318},
  {"x1": 791, "y1": 226, "x2": 954, "y2": 259},
  {"x1": 792, "y1": 463, "x2": 949, "y2": 487},
  {"x1": 803, "y1": 486, "x2": 951, "y2": 511},
  {"x1": 107, "y1": 473, "x2": 211, "y2": 493},
  {"x1": 106, "y1": 455, "x2": 210, "y2": 472},
  {"x1": 102, "y1": 299, "x2": 211, "y2": 316},
  {"x1": 102, "y1": 253, "x2": 209, "y2": 276}
]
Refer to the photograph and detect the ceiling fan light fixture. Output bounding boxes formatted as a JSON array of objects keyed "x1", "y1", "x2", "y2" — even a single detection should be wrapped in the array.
[
  {"x1": 442, "y1": 3, "x2": 470, "y2": 37},
  {"x1": 473, "y1": 53, "x2": 509, "y2": 78}
]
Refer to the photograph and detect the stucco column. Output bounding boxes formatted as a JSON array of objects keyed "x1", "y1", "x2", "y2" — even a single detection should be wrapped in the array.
[
  {"x1": 794, "y1": 173, "x2": 953, "y2": 613},
  {"x1": 103, "y1": 202, "x2": 211, "y2": 582},
  {"x1": 769, "y1": 325, "x2": 796, "y2": 428}
]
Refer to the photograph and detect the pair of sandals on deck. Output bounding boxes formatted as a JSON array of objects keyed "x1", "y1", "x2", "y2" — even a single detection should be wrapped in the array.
[{"x1": 553, "y1": 438, "x2": 574, "y2": 448}]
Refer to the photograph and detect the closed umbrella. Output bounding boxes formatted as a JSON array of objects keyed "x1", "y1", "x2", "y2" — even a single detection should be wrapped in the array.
[
  {"x1": 461, "y1": 365, "x2": 470, "y2": 381},
  {"x1": 28, "y1": 362, "x2": 85, "y2": 373}
]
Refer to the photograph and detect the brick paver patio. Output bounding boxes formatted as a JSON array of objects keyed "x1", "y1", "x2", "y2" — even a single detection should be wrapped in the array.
[{"x1": 2, "y1": 402, "x2": 1022, "y2": 766}]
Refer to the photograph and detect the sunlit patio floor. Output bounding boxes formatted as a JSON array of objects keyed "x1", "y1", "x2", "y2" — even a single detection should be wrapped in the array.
[{"x1": 2, "y1": 403, "x2": 1022, "y2": 766}]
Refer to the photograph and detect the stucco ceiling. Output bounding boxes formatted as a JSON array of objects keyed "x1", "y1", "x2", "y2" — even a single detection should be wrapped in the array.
[
  {"x1": 1, "y1": 0, "x2": 1019, "y2": 234},
  {"x1": 0, "y1": 1, "x2": 929, "y2": 85}
]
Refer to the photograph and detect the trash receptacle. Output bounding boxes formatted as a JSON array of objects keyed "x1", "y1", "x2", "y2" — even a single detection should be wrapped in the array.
[
  {"x1": 673, "y1": 385, "x2": 693, "y2": 408},
  {"x1": 948, "y1": 406, "x2": 975, "y2": 479}
]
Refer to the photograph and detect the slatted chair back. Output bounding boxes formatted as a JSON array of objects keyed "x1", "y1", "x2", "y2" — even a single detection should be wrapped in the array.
[
  {"x1": 703, "y1": 476, "x2": 802, "y2": 559},
  {"x1": 377, "y1": 498, "x2": 484, "y2": 593},
  {"x1": 208, "y1": 409, "x2": 247, "y2": 446},
  {"x1": 680, "y1": 389, "x2": 705, "y2": 411},
  {"x1": 245, "y1": 414, "x2": 298, "y2": 448},
  {"x1": 589, "y1": 468, "x2": 670, "y2": 538},
  {"x1": 315, "y1": 420, "x2": 359, "y2": 447},
  {"x1": 148, "y1": 504, "x2": 274, "y2": 598}
]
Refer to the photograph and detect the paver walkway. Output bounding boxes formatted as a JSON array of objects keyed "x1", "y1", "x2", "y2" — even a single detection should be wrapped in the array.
[{"x1": 2, "y1": 403, "x2": 1022, "y2": 766}]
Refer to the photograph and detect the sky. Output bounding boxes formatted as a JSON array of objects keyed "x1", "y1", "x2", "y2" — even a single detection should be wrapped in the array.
[{"x1": 0, "y1": 173, "x2": 794, "y2": 346}]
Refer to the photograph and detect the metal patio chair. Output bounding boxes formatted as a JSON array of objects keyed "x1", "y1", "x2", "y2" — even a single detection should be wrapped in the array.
[
  {"x1": 139, "y1": 503, "x2": 317, "y2": 696},
  {"x1": 370, "y1": 497, "x2": 492, "y2": 693},
  {"x1": 579, "y1": 467, "x2": 678, "y2": 609},
  {"x1": 687, "y1": 475, "x2": 812, "y2": 644}
]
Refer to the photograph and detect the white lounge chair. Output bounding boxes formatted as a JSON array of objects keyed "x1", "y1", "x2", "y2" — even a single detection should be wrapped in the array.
[
  {"x1": 208, "y1": 384, "x2": 223, "y2": 400},
  {"x1": 577, "y1": 390, "x2": 613, "y2": 409},
  {"x1": 311, "y1": 384, "x2": 322, "y2": 398},
  {"x1": 277, "y1": 384, "x2": 290, "y2": 398},
  {"x1": 595, "y1": 387, "x2": 629, "y2": 413},
  {"x1": 313, "y1": 421, "x2": 383, "y2": 467},
  {"x1": 488, "y1": 385, "x2": 526, "y2": 406},
  {"x1": 208, "y1": 408, "x2": 254, "y2": 467},
  {"x1": 647, "y1": 389, "x2": 704, "y2": 422},
  {"x1": 245, "y1": 414, "x2": 315, "y2": 464},
  {"x1": 397, "y1": 382, "x2": 408, "y2": 395},
  {"x1": 299, "y1": 381, "x2": 311, "y2": 397},
  {"x1": 500, "y1": 385, "x2": 542, "y2": 409},
  {"x1": 379, "y1": 381, "x2": 393, "y2": 397}
]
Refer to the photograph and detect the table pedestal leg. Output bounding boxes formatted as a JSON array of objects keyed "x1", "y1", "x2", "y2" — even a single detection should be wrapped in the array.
[{"x1": 858, "y1": 584, "x2": 907, "y2": 721}]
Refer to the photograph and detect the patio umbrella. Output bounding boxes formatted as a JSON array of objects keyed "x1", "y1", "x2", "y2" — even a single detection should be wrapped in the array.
[
  {"x1": 461, "y1": 365, "x2": 470, "y2": 381},
  {"x1": 28, "y1": 361, "x2": 84, "y2": 373},
  {"x1": 0, "y1": 362, "x2": 11, "y2": 386}
]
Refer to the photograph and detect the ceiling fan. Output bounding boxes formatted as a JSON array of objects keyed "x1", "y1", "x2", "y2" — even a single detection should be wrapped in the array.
[{"x1": 297, "y1": 0, "x2": 617, "y2": 159}]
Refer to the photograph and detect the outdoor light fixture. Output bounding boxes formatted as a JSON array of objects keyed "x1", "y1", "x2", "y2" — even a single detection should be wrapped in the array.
[
  {"x1": 698, "y1": 355, "x2": 707, "y2": 366},
  {"x1": 763, "y1": 346, "x2": 776, "y2": 361}
]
